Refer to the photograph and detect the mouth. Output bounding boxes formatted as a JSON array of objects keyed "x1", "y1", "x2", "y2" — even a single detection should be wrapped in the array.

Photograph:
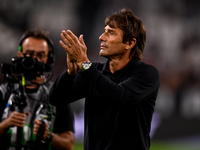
[{"x1": 100, "y1": 44, "x2": 107, "y2": 49}]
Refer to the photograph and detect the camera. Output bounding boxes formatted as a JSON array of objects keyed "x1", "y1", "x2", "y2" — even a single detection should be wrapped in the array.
[
  {"x1": 1, "y1": 56, "x2": 52, "y2": 82},
  {"x1": 1, "y1": 56, "x2": 53, "y2": 150}
]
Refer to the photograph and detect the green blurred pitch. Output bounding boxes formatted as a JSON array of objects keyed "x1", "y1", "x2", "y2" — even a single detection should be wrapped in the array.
[{"x1": 73, "y1": 141, "x2": 200, "y2": 150}]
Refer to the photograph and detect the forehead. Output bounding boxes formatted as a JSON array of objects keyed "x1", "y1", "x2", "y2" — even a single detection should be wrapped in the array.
[
  {"x1": 105, "y1": 25, "x2": 121, "y2": 31},
  {"x1": 105, "y1": 25, "x2": 123, "y2": 35},
  {"x1": 22, "y1": 37, "x2": 49, "y2": 52}
]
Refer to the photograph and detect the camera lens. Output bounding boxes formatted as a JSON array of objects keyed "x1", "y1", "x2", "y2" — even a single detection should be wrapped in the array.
[{"x1": 21, "y1": 57, "x2": 35, "y2": 70}]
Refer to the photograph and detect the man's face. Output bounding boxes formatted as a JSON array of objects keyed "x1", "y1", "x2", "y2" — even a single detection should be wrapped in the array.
[
  {"x1": 18, "y1": 37, "x2": 49, "y2": 88},
  {"x1": 21, "y1": 37, "x2": 49, "y2": 63},
  {"x1": 99, "y1": 25, "x2": 126, "y2": 59}
]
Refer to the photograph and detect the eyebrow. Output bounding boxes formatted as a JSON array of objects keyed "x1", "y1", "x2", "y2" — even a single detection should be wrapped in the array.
[
  {"x1": 105, "y1": 28, "x2": 116, "y2": 33},
  {"x1": 25, "y1": 50, "x2": 46, "y2": 53}
]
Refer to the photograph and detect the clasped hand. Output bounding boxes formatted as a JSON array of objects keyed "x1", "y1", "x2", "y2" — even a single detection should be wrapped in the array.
[
  {"x1": 59, "y1": 30, "x2": 89, "y2": 75},
  {"x1": 5, "y1": 111, "x2": 30, "y2": 128},
  {"x1": 33, "y1": 119, "x2": 49, "y2": 141}
]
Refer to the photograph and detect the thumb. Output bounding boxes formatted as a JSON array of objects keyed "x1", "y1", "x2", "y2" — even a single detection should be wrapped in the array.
[
  {"x1": 79, "y1": 34, "x2": 85, "y2": 46},
  {"x1": 25, "y1": 112, "x2": 30, "y2": 116}
]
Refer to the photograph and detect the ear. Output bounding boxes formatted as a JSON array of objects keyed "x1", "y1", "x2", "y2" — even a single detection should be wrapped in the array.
[
  {"x1": 17, "y1": 51, "x2": 23, "y2": 57},
  {"x1": 125, "y1": 38, "x2": 136, "y2": 50}
]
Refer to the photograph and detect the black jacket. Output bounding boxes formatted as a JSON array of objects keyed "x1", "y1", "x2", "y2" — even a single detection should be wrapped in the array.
[{"x1": 49, "y1": 59, "x2": 160, "y2": 150}]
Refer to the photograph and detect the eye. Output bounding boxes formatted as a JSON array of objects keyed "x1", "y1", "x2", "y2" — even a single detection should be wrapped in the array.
[
  {"x1": 36, "y1": 53, "x2": 45, "y2": 59},
  {"x1": 109, "y1": 31, "x2": 114, "y2": 35}
]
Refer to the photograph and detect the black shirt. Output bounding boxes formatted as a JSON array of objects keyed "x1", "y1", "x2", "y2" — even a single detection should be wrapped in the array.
[{"x1": 49, "y1": 59, "x2": 160, "y2": 150}]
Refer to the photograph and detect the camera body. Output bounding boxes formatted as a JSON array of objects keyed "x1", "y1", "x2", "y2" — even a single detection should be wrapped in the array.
[{"x1": 1, "y1": 56, "x2": 51, "y2": 82}]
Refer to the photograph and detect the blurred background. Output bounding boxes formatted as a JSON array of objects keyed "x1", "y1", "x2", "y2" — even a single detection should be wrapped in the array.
[{"x1": 0, "y1": 0, "x2": 200, "y2": 149}]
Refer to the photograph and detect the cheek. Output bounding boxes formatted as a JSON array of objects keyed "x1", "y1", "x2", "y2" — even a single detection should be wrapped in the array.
[
  {"x1": 110, "y1": 41, "x2": 124, "y2": 51},
  {"x1": 44, "y1": 57, "x2": 48, "y2": 63}
]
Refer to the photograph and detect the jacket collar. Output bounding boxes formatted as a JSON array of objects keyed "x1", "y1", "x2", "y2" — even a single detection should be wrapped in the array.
[{"x1": 103, "y1": 58, "x2": 141, "y2": 74}]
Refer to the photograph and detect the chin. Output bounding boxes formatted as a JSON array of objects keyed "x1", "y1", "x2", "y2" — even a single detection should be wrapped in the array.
[
  {"x1": 26, "y1": 84, "x2": 39, "y2": 89},
  {"x1": 99, "y1": 50, "x2": 106, "y2": 56}
]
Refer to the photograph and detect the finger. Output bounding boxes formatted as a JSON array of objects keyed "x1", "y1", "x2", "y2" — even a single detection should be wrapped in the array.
[
  {"x1": 60, "y1": 33, "x2": 74, "y2": 54},
  {"x1": 34, "y1": 119, "x2": 42, "y2": 125},
  {"x1": 74, "y1": 62, "x2": 78, "y2": 74},
  {"x1": 33, "y1": 126, "x2": 38, "y2": 135},
  {"x1": 79, "y1": 34, "x2": 87, "y2": 53},
  {"x1": 62, "y1": 30, "x2": 70, "y2": 39},
  {"x1": 59, "y1": 40, "x2": 69, "y2": 53},
  {"x1": 7, "y1": 112, "x2": 26, "y2": 127},
  {"x1": 13, "y1": 111, "x2": 26, "y2": 116},
  {"x1": 33, "y1": 123, "x2": 40, "y2": 135},
  {"x1": 66, "y1": 30, "x2": 79, "y2": 45},
  {"x1": 34, "y1": 119, "x2": 39, "y2": 123},
  {"x1": 43, "y1": 123, "x2": 49, "y2": 139},
  {"x1": 79, "y1": 34, "x2": 85, "y2": 45},
  {"x1": 11, "y1": 112, "x2": 26, "y2": 121},
  {"x1": 34, "y1": 124, "x2": 39, "y2": 130},
  {"x1": 62, "y1": 30, "x2": 75, "y2": 46},
  {"x1": 15, "y1": 123, "x2": 25, "y2": 128},
  {"x1": 33, "y1": 119, "x2": 40, "y2": 125},
  {"x1": 25, "y1": 112, "x2": 30, "y2": 116},
  {"x1": 61, "y1": 33, "x2": 72, "y2": 48},
  {"x1": 33, "y1": 130, "x2": 37, "y2": 135},
  {"x1": 11, "y1": 119, "x2": 25, "y2": 127}
]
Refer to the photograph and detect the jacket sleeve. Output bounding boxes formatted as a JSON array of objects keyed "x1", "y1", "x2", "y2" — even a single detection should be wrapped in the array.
[
  {"x1": 80, "y1": 64, "x2": 160, "y2": 104},
  {"x1": 49, "y1": 70, "x2": 88, "y2": 106}
]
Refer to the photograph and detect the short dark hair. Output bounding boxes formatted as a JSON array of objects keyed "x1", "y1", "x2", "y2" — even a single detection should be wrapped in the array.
[
  {"x1": 105, "y1": 8, "x2": 146, "y2": 60},
  {"x1": 19, "y1": 29, "x2": 55, "y2": 64}
]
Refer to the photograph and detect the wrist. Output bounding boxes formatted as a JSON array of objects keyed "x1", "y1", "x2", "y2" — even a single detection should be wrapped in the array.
[
  {"x1": 46, "y1": 131, "x2": 53, "y2": 142},
  {"x1": 3, "y1": 118, "x2": 11, "y2": 130},
  {"x1": 80, "y1": 61, "x2": 92, "y2": 72},
  {"x1": 0, "y1": 120, "x2": 10, "y2": 133},
  {"x1": 77, "y1": 58, "x2": 90, "y2": 69}
]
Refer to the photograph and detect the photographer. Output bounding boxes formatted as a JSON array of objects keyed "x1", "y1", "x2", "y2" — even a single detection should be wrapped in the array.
[{"x1": 0, "y1": 29, "x2": 75, "y2": 150}]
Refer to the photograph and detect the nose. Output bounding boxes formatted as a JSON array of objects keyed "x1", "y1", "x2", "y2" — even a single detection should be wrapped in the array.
[
  {"x1": 32, "y1": 53, "x2": 37, "y2": 59},
  {"x1": 27, "y1": 52, "x2": 38, "y2": 60},
  {"x1": 99, "y1": 32, "x2": 105, "y2": 41},
  {"x1": 30, "y1": 52, "x2": 37, "y2": 60},
  {"x1": 24, "y1": 52, "x2": 35, "y2": 58}
]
